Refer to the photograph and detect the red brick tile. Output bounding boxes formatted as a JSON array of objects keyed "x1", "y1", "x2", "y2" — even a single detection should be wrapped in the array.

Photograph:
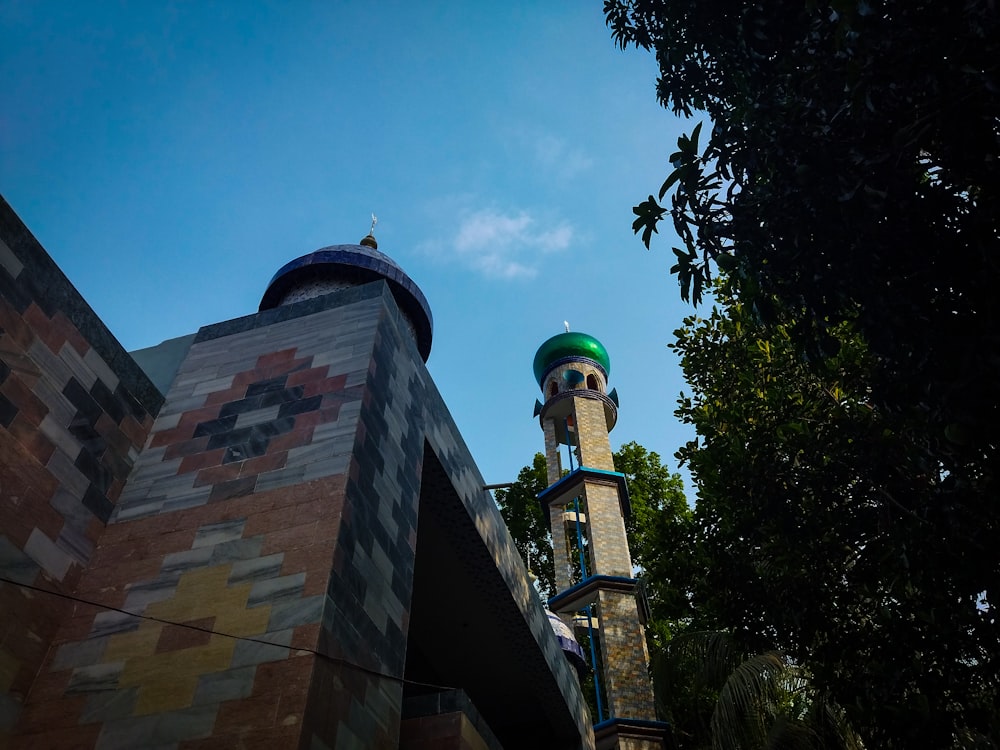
[
  {"x1": 119, "y1": 414, "x2": 150, "y2": 448},
  {"x1": 165, "y1": 436, "x2": 211, "y2": 461},
  {"x1": 178, "y1": 447, "x2": 225, "y2": 475},
  {"x1": 12, "y1": 707, "x2": 98, "y2": 745},
  {"x1": 0, "y1": 299, "x2": 34, "y2": 349},
  {"x1": 156, "y1": 616, "x2": 216, "y2": 653},
  {"x1": 240, "y1": 451, "x2": 286, "y2": 477},
  {"x1": 194, "y1": 462, "x2": 241, "y2": 487},
  {"x1": 84, "y1": 536, "x2": 150, "y2": 570},
  {"x1": 214, "y1": 695, "x2": 279, "y2": 733},
  {"x1": 265, "y1": 357, "x2": 312, "y2": 380},
  {"x1": 20, "y1": 666, "x2": 73, "y2": 706},
  {"x1": 22, "y1": 303, "x2": 60, "y2": 353},
  {"x1": 150, "y1": 424, "x2": 196, "y2": 448},
  {"x1": 144, "y1": 528, "x2": 197, "y2": 556},
  {"x1": 302, "y1": 374, "x2": 349, "y2": 398},
  {"x1": 1, "y1": 375, "x2": 48, "y2": 425},
  {"x1": 279, "y1": 544, "x2": 332, "y2": 577},
  {"x1": 291, "y1": 622, "x2": 322, "y2": 651},
  {"x1": 259, "y1": 522, "x2": 319, "y2": 555},
  {"x1": 176, "y1": 404, "x2": 227, "y2": 429},
  {"x1": 7, "y1": 412, "x2": 55, "y2": 464},
  {"x1": 53, "y1": 312, "x2": 91, "y2": 357},
  {"x1": 232, "y1": 368, "x2": 269, "y2": 390},
  {"x1": 267, "y1": 428, "x2": 312, "y2": 454},
  {"x1": 285, "y1": 366, "x2": 329, "y2": 388},
  {"x1": 255, "y1": 349, "x2": 298, "y2": 370},
  {"x1": 300, "y1": 568, "x2": 331, "y2": 597}
]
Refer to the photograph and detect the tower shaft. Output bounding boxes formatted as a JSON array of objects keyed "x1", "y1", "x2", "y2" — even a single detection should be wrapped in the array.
[{"x1": 532, "y1": 332, "x2": 669, "y2": 748}]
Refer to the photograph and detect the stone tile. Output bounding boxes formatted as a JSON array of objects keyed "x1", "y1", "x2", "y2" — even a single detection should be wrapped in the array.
[
  {"x1": 51, "y1": 636, "x2": 110, "y2": 671},
  {"x1": 192, "y1": 665, "x2": 256, "y2": 705},
  {"x1": 123, "y1": 576, "x2": 181, "y2": 611},
  {"x1": 46, "y1": 447, "x2": 90, "y2": 498},
  {"x1": 91, "y1": 610, "x2": 140, "y2": 639},
  {"x1": 66, "y1": 661, "x2": 124, "y2": 693},
  {"x1": 230, "y1": 629, "x2": 293, "y2": 668},
  {"x1": 247, "y1": 572, "x2": 306, "y2": 607},
  {"x1": 209, "y1": 536, "x2": 264, "y2": 565},
  {"x1": 161, "y1": 547, "x2": 214, "y2": 577},
  {"x1": 112, "y1": 497, "x2": 166, "y2": 522},
  {"x1": 255, "y1": 465, "x2": 306, "y2": 492},
  {"x1": 192, "y1": 519, "x2": 245, "y2": 549},
  {"x1": 228, "y1": 553, "x2": 284, "y2": 585},
  {"x1": 268, "y1": 595, "x2": 325, "y2": 631},
  {"x1": 0, "y1": 534, "x2": 40, "y2": 585},
  {"x1": 234, "y1": 404, "x2": 281, "y2": 428},
  {"x1": 24, "y1": 528, "x2": 74, "y2": 581},
  {"x1": 58, "y1": 343, "x2": 98, "y2": 390},
  {"x1": 56, "y1": 523, "x2": 94, "y2": 565}
]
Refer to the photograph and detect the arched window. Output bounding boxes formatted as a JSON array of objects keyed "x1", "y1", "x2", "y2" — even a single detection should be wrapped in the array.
[
  {"x1": 548, "y1": 380, "x2": 558, "y2": 399},
  {"x1": 586, "y1": 373, "x2": 599, "y2": 391}
]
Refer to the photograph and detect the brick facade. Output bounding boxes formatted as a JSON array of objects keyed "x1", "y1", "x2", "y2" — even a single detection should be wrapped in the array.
[{"x1": 1, "y1": 197, "x2": 593, "y2": 749}]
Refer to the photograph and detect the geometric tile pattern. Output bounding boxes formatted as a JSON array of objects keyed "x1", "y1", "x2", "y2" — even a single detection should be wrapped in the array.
[
  {"x1": 6, "y1": 290, "x2": 383, "y2": 749},
  {"x1": 3, "y1": 234, "x2": 593, "y2": 750},
  {"x1": 114, "y1": 310, "x2": 371, "y2": 523},
  {"x1": 0, "y1": 213, "x2": 158, "y2": 746}
]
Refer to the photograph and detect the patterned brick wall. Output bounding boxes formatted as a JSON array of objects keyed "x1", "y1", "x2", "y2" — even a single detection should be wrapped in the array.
[
  {"x1": 596, "y1": 590, "x2": 656, "y2": 720},
  {"x1": 0, "y1": 199, "x2": 161, "y2": 744},
  {"x1": 10, "y1": 292, "x2": 386, "y2": 749},
  {"x1": 1, "y1": 192, "x2": 594, "y2": 748},
  {"x1": 573, "y1": 398, "x2": 615, "y2": 472}
]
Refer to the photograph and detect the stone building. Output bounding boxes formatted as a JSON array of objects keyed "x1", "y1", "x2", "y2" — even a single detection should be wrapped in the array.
[{"x1": 0, "y1": 195, "x2": 603, "y2": 749}]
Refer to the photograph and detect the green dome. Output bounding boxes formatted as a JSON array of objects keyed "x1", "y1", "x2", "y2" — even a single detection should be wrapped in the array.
[{"x1": 533, "y1": 332, "x2": 611, "y2": 386}]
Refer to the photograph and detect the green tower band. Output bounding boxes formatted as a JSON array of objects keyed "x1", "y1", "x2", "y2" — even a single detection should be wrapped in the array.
[{"x1": 533, "y1": 333, "x2": 671, "y2": 749}]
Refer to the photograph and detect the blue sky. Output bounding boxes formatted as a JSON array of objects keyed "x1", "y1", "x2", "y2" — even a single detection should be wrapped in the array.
[{"x1": 2, "y1": 1, "x2": 700, "y2": 493}]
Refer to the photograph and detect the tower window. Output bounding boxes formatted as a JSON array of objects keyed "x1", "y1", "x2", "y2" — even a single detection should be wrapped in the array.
[
  {"x1": 586, "y1": 374, "x2": 599, "y2": 391},
  {"x1": 548, "y1": 381, "x2": 558, "y2": 399}
]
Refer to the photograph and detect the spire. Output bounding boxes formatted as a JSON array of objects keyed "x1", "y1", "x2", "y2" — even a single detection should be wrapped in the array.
[{"x1": 360, "y1": 213, "x2": 378, "y2": 249}]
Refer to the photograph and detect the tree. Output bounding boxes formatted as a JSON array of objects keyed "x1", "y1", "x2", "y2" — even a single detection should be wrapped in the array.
[
  {"x1": 495, "y1": 453, "x2": 556, "y2": 597},
  {"x1": 670, "y1": 280, "x2": 999, "y2": 748},
  {"x1": 605, "y1": 3, "x2": 1000, "y2": 746}
]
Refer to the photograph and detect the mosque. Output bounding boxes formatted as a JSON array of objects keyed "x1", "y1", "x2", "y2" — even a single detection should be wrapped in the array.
[{"x1": 0, "y1": 195, "x2": 669, "y2": 749}]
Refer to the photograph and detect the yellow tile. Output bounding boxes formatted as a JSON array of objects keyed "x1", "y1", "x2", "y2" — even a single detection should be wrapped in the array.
[
  {"x1": 216, "y1": 603, "x2": 271, "y2": 638},
  {"x1": 105, "y1": 623, "x2": 163, "y2": 662}
]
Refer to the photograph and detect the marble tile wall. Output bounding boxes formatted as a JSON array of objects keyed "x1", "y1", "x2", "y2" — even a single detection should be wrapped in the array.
[{"x1": 0, "y1": 198, "x2": 160, "y2": 743}]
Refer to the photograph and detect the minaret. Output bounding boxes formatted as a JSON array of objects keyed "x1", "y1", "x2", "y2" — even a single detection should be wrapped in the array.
[{"x1": 532, "y1": 330, "x2": 670, "y2": 748}]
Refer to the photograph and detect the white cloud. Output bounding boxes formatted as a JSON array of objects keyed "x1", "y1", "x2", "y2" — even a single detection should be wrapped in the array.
[
  {"x1": 421, "y1": 207, "x2": 574, "y2": 280},
  {"x1": 531, "y1": 134, "x2": 594, "y2": 180}
]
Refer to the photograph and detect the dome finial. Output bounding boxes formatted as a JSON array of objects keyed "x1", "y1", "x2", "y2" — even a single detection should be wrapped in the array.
[
  {"x1": 360, "y1": 213, "x2": 378, "y2": 249},
  {"x1": 564, "y1": 320, "x2": 570, "y2": 332}
]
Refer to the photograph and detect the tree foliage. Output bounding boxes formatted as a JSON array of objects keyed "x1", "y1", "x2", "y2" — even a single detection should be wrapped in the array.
[
  {"x1": 671, "y1": 282, "x2": 999, "y2": 748},
  {"x1": 605, "y1": 2, "x2": 1000, "y2": 747},
  {"x1": 495, "y1": 453, "x2": 555, "y2": 596}
]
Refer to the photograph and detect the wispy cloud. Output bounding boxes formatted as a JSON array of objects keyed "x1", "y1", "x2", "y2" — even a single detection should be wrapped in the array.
[
  {"x1": 531, "y1": 134, "x2": 594, "y2": 180},
  {"x1": 422, "y1": 207, "x2": 574, "y2": 280}
]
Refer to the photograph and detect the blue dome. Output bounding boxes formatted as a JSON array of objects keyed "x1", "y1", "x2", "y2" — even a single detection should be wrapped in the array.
[
  {"x1": 546, "y1": 610, "x2": 588, "y2": 678},
  {"x1": 260, "y1": 243, "x2": 433, "y2": 361}
]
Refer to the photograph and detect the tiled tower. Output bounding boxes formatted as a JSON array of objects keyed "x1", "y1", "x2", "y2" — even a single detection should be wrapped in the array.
[
  {"x1": 1, "y1": 193, "x2": 595, "y2": 750},
  {"x1": 532, "y1": 332, "x2": 670, "y2": 749}
]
